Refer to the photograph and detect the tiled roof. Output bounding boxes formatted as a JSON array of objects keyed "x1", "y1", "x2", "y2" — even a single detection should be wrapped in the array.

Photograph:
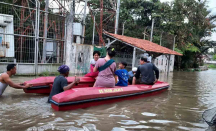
[{"x1": 104, "y1": 32, "x2": 183, "y2": 56}]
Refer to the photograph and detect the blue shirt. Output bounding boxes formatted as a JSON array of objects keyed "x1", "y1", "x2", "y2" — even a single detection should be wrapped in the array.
[
  {"x1": 115, "y1": 69, "x2": 129, "y2": 86},
  {"x1": 128, "y1": 71, "x2": 134, "y2": 77}
]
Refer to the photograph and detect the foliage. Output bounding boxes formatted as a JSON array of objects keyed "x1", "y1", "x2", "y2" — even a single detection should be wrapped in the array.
[
  {"x1": 40, "y1": 71, "x2": 60, "y2": 76},
  {"x1": 207, "y1": 64, "x2": 216, "y2": 68},
  {"x1": 86, "y1": 0, "x2": 216, "y2": 69},
  {"x1": 174, "y1": 48, "x2": 183, "y2": 54},
  {"x1": 213, "y1": 54, "x2": 216, "y2": 61}
]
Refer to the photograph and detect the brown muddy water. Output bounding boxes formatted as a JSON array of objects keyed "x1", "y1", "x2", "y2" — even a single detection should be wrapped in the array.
[{"x1": 1, "y1": 70, "x2": 216, "y2": 131}]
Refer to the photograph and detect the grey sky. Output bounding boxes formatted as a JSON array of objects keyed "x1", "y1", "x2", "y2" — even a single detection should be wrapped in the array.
[{"x1": 160, "y1": 0, "x2": 216, "y2": 41}]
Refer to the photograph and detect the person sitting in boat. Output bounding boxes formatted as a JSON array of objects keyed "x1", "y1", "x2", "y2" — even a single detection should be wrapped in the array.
[
  {"x1": 93, "y1": 48, "x2": 116, "y2": 87},
  {"x1": 48, "y1": 65, "x2": 80, "y2": 103},
  {"x1": 115, "y1": 61, "x2": 129, "y2": 86},
  {"x1": 128, "y1": 67, "x2": 137, "y2": 84},
  {"x1": 132, "y1": 57, "x2": 159, "y2": 85},
  {"x1": 0, "y1": 64, "x2": 32, "y2": 96},
  {"x1": 84, "y1": 51, "x2": 101, "y2": 78}
]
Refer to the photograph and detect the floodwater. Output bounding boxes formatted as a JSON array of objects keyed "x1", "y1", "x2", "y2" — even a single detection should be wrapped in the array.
[{"x1": 1, "y1": 70, "x2": 216, "y2": 131}]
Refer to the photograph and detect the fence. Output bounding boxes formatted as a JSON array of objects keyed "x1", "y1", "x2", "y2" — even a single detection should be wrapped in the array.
[{"x1": 0, "y1": 0, "x2": 67, "y2": 64}]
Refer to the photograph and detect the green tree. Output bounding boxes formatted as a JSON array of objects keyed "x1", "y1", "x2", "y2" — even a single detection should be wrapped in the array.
[
  {"x1": 213, "y1": 54, "x2": 216, "y2": 61},
  {"x1": 85, "y1": 0, "x2": 216, "y2": 69}
]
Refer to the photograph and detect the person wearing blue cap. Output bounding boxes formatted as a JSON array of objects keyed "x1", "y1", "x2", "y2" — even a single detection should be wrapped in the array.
[{"x1": 48, "y1": 65, "x2": 80, "y2": 103}]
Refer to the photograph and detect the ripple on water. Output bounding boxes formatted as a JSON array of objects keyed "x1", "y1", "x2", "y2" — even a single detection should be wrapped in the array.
[
  {"x1": 121, "y1": 125, "x2": 150, "y2": 129},
  {"x1": 141, "y1": 112, "x2": 157, "y2": 116},
  {"x1": 117, "y1": 120, "x2": 139, "y2": 125},
  {"x1": 109, "y1": 114, "x2": 130, "y2": 118},
  {"x1": 148, "y1": 119, "x2": 177, "y2": 124}
]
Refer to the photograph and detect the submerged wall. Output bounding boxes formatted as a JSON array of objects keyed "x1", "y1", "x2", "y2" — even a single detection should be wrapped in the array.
[{"x1": 0, "y1": 63, "x2": 61, "y2": 75}]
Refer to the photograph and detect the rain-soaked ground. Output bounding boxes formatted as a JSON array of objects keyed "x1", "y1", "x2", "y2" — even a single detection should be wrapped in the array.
[{"x1": 1, "y1": 70, "x2": 216, "y2": 131}]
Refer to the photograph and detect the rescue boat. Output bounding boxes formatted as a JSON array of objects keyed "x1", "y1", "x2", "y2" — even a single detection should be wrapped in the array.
[
  {"x1": 23, "y1": 77, "x2": 95, "y2": 94},
  {"x1": 50, "y1": 81, "x2": 169, "y2": 111},
  {"x1": 23, "y1": 77, "x2": 169, "y2": 111}
]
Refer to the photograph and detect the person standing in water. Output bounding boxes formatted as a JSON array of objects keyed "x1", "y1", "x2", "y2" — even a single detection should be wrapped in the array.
[
  {"x1": 0, "y1": 64, "x2": 32, "y2": 96},
  {"x1": 48, "y1": 65, "x2": 80, "y2": 103},
  {"x1": 93, "y1": 48, "x2": 116, "y2": 87}
]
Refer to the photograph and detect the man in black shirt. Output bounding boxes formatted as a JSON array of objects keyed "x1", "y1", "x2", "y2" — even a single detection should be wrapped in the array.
[
  {"x1": 132, "y1": 57, "x2": 159, "y2": 85},
  {"x1": 48, "y1": 65, "x2": 80, "y2": 103}
]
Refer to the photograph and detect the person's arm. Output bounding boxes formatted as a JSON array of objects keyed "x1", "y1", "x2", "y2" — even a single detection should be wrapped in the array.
[
  {"x1": 114, "y1": 70, "x2": 119, "y2": 84},
  {"x1": 115, "y1": 75, "x2": 118, "y2": 84},
  {"x1": 93, "y1": 66, "x2": 98, "y2": 72},
  {"x1": 153, "y1": 64, "x2": 159, "y2": 83},
  {"x1": 63, "y1": 77, "x2": 80, "y2": 91},
  {"x1": 134, "y1": 67, "x2": 141, "y2": 79},
  {"x1": 132, "y1": 67, "x2": 141, "y2": 85},
  {"x1": 93, "y1": 60, "x2": 99, "y2": 72},
  {"x1": 132, "y1": 77, "x2": 136, "y2": 85},
  {"x1": 3, "y1": 74, "x2": 31, "y2": 89}
]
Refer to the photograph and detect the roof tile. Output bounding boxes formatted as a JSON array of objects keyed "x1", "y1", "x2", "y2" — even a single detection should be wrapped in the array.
[{"x1": 105, "y1": 32, "x2": 182, "y2": 56}]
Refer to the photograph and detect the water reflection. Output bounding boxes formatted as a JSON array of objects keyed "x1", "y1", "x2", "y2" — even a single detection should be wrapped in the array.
[{"x1": 1, "y1": 70, "x2": 216, "y2": 131}]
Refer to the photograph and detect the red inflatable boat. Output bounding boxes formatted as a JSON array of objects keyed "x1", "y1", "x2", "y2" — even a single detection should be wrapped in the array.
[
  {"x1": 23, "y1": 77, "x2": 169, "y2": 111},
  {"x1": 23, "y1": 77, "x2": 95, "y2": 94}
]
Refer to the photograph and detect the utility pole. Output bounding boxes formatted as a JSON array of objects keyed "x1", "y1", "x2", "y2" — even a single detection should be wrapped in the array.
[
  {"x1": 115, "y1": 0, "x2": 120, "y2": 34},
  {"x1": 81, "y1": 0, "x2": 87, "y2": 44},
  {"x1": 34, "y1": 0, "x2": 40, "y2": 75},
  {"x1": 132, "y1": 47, "x2": 136, "y2": 68},
  {"x1": 122, "y1": 21, "x2": 126, "y2": 35},
  {"x1": 173, "y1": 35, "x2": 177, "y2": 50},
  {"x1": 150, "y1": 18, "x2": 154, "y2": 42},
  {"x1": 92, "y1": 15, "x2": 95, "y2": 45},
  {"x1": 160, "y1": 31, "x2": 163, "y2": 46},
  {"x1": 42, "y1": 0, "x2": 49, "y2": 63},
  {"x1": 143, "y1": 27, "x2": 147, "y2": 40},
  {"x1": 65, "y1": 1, "x2": 75, "y2": 72}
]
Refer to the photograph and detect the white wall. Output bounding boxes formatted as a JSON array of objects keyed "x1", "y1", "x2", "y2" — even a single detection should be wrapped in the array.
[
  {"x1": 0, "y1": 63, "x2": 61, "y2": 75},
  {"x1": 0, "y1": 14, "x2": 14, "y2": 57},
  {"x1": 153, "y1": 55, "x2": 175, "y2": 72}
]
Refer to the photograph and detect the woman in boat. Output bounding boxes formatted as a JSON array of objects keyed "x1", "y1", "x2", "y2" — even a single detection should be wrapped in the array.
[
  {"x1": 84, "y1": 51, "x2": 101, "y2": 78},
  {"x1": 93, "y1": 48, "x2": 116, "y2": 87}
]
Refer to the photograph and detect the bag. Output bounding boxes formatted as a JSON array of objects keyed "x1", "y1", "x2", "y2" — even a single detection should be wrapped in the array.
[
  {"x1": 98, "y1": 59, "x2": 115, "y2": 72},
  {"x1": 202, "y1": 107, "x2": 216, "y2": 126}
]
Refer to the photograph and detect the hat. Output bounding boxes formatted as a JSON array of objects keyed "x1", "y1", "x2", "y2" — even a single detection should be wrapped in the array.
[
  {"x1": 132, "y1": 67, "x2": 137, "y2": 72},
  {"x1": 58, "y1": 65, "x2": 70, "y2": 74}
]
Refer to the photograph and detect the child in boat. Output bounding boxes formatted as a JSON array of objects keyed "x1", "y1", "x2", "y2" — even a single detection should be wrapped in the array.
[
  {"x1": 84, "y1": 51, "x2": 100, "y2": 78},
  {"x1": 115, "y1": 61, "x2": 129, "y2": 86},
  {"x1": 128, "y1": 67, "x2": 137, "y2": 84},
  {"x1": 48, "y1": 65, "x2": 80, "y2": 103}
]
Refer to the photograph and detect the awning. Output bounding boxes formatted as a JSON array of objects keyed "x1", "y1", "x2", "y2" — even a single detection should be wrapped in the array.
[{"x1": 104, "y1": 32, "x2": 182, "y2": 56}]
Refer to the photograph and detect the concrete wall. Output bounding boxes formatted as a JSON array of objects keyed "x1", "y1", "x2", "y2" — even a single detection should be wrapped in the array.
[
  {"x1": 0, "y1": 63, "x2": 61, "y2": 75},
  {"x1": 66, "y1": 44, "x2": 94, "y2": 74},
  {"x1": 153, "y1": 55, "x2": 175, "y2": 72}
]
